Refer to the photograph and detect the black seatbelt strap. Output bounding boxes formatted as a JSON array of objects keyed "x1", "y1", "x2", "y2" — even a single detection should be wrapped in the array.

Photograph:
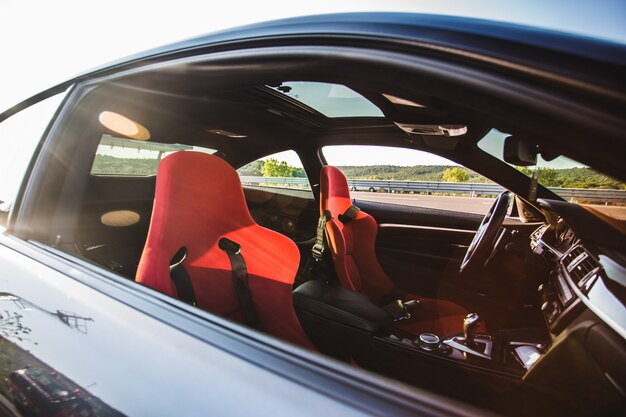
[
  {"x1": 338, "y1": 205, "x2": 360, "y2": 224},
  {"x1": 312, "y1": 210, "x2": 332, "y2": 261},
  {"x1": 218, "y1": 237, "x2": 263, "y2": 330},
  {"x1": 170, "y1": 247, "x2": 196, "y2": 306}
]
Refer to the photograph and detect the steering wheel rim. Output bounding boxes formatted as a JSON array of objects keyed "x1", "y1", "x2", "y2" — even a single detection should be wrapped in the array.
[{"x1": 459, "y1": 192, "x2": 511, "y2": 274}]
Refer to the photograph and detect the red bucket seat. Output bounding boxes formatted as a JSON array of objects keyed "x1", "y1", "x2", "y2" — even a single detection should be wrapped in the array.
[
  {"x1": 320, "y1": 165, "x2": 482, "y2": 336},
  {"x1": 136, "y1": 151, "x2": 313, "y2": 348}
]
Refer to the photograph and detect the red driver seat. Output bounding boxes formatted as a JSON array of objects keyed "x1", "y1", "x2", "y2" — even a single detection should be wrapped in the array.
[
  {"x1": 320, "y1": 165, "x2": 482, "y2": 336},
  {"x1": 136, "y1": 151, "x2": 313, "y2": 348}
]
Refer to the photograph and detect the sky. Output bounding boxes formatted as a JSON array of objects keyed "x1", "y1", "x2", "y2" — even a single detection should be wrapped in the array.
[
  {"x1": 0, "y1": 0, "x2": 623, "y2": 199},
  {"x1": 1, "y1": 0, "x2": 625, "y2": 114}
]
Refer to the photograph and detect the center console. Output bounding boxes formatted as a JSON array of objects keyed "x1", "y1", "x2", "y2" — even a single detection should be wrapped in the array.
[{"x1": 293, "y1": 280, "x2": 549, "y2": 386}]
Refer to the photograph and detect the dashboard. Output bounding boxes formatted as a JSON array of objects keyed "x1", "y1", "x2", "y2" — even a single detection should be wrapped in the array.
[
  {"x1": 530, "y1": 207, "x2": 626, "y2": 339},
  {"x1": 525, "y1": 199, "x2": 626, "y2": 409}
]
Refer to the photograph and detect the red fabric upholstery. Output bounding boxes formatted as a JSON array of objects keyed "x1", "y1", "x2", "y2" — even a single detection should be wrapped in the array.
[
  {"x1": 320, "y1": 166, "x2": 481, "y2": 336},
  {"x1": 136, "y1": 151, "x2": 313, "y2": 348},
  {"x1": 320, "y1": 166, "x2": 395, "y2": 302}
]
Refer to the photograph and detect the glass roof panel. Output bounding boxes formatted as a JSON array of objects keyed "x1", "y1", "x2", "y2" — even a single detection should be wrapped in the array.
[{"x1": 268, "y1": 81, "x2": 384, "y2": 118}]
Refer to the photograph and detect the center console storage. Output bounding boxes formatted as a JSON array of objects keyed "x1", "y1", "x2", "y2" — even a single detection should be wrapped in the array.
[
  {"x1": 294, "y1": 280, "x2": 549, "y2": 379},
  {"x1": 293, "y1": 280, "x2": 391, "y2": 358}
]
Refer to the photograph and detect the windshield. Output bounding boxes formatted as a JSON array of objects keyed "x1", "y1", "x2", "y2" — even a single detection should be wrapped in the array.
[{"x1": 478, "y1": 129, "x2": 626, "y2": 221}]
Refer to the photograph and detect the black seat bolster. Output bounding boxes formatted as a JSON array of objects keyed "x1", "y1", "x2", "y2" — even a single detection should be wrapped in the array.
[{"x1": 293, "y1": 281, "x2": 392, "y2": 333}]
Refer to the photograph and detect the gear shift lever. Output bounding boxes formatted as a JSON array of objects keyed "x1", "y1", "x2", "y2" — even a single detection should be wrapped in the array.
[
  {"x1": 463, "y1": 313, "x2": 482, "y2": 348},
  {"x1": 442, "y1": 313, "x2": 491, "y2": 359}
]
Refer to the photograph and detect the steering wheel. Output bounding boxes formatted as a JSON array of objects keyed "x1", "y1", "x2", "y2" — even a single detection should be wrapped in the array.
[{"x1": 459, "y1": 192, "x2": 511, "y2": 274}]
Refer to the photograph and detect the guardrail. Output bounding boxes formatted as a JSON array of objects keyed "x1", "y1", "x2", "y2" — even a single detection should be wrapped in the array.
[{"x1": 239, "y1": 176, "x2": 626, "y2": 203}]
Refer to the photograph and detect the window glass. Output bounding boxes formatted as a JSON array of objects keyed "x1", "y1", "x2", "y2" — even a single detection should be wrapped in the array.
[
  {"x1": 91, "y1": 134, "x2": 217, "y2": 176},
  {"x1": 237, "y1": 150, "x2": 312, "y2": 193},
  {"x1": 322, "y1": 145, "x2": 495, "y2": 215},
  {"x1": 0, "y1": 92, "x2": 67, "y2": 220},
  {"x1": 267, "y1": 82, "x2": 384, "y2": 118},
  {"x1": 478, "y1": 129, "x2": 626, "y2": 220}
]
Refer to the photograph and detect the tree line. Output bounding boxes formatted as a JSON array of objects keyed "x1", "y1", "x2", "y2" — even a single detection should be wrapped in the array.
[
  {"x1": 239, "y1": 160, "x2": 624, "y2": 190},
  {"x1": 94, "y1": 154, "x2": 624, "y2": 190}
]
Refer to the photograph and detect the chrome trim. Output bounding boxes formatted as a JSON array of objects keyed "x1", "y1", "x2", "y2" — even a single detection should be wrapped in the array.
[
  {"x1": 567, "y1": 251, "x2": 589, "y2": 272},
  {"x1": 443, "y1": 337, "x2": 492, "y2": 360},
  {"x1": 378, "y1": 223, "x2": 475, "y2": 234}
]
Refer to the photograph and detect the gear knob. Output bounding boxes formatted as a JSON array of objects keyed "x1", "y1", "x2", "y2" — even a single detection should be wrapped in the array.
[{"x1": 463, "y1": 313, "x2": 482, "y2": 348}]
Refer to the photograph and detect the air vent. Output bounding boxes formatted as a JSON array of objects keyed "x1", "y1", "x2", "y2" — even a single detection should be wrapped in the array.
[{"x1": 563, "y1": 245, "x2": 600, "y2": 286}]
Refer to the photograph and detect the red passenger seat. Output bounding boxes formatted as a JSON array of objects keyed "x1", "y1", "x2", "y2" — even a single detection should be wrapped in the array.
[
  {"x1": 320, "y1": 165, "x2": 482, "y2": 336},
  {"x1": 136, "y1": 152, "x2": 313, "y2": 348}
]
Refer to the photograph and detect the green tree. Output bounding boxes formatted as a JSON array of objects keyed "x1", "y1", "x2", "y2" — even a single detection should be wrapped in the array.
[
  {"x1": 537, "y1": 168, "x2": 559, "y2": 187},
  {"x1": 516, "y1": 166, "x2": 560, "y2": 187},
  {"x1": 515, "y1": 166, "x2": 532, "y2": 176},
  {"x1": 442, "y1": 167, "x2": 469, "y2": 182},
  {"x1": 237, "y1": 160, "x2": 263, "y2": 176},
  {"x1": 292, "y1": 167, "x2": 307, "y2": 178},
  {"x1": 261, "y1": 159, "x2": 294, "y2": 177}
]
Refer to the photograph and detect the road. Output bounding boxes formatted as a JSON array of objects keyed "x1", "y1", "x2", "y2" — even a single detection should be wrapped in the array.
[
  {"x1": 351, "y1": 192, "x2": 495, "y2": 215},
  {"x1": 350, "y1": 191, "x2": 626, "y2": 220}
]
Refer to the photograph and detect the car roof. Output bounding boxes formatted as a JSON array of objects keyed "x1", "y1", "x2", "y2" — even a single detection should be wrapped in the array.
[
  {"x1": 114, "y1": 13, "x2": 626, "y2": 65},
  {"x1": 4, "y1": 12, "x2": 626, "y2": 125},
  {"x1": 91, "y1": 12, "x2": 626, "y2": 78}
]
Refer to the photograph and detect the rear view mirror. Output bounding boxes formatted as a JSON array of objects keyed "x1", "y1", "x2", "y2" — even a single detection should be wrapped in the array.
[{"x1": 503, "y1": 136, "x2": 537, "y2": 166}]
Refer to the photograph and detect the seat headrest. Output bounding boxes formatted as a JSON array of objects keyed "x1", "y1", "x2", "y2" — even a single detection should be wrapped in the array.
[
  {"x1": 321, "y1": 165, "x2": 352, "y2": 215},
  {"x1": 150, "y1": 151, "x2": 254, "y2": 257}
]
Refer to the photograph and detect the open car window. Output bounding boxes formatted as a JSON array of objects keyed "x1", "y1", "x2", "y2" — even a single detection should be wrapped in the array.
[{"x1": 322, "y1": 145, "x2": 496, "y2": 215}]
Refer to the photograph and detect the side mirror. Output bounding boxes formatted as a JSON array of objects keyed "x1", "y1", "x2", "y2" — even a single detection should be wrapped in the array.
[{"x1": 503, "y1": 136, "x2": 537, "y2": 166}]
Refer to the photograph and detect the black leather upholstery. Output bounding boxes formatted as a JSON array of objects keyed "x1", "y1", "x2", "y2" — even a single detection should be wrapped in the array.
[{"x1": 293, "y1": 281, "x2": 391, "y2": 333}]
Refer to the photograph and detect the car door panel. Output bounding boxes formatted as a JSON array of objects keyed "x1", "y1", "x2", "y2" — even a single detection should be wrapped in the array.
[
  {"x1": 0, "y1": 238, "x2": 386, "y2": 417},
  {"x1": 353, "y1": 199, "x2": 480, "y2": 297},
  {"x1": 354, "y1": 199, "x2": 542, "y2": 303},
  {"x1": 376, "y1": 224, "x2": 475, "y2": 296}
]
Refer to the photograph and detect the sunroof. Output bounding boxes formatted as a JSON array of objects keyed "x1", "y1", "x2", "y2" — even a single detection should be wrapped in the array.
[{"x1": 268, "y1": 81, "x2": 384, "y2": 118}]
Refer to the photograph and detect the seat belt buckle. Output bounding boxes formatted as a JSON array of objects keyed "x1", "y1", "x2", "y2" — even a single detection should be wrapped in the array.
[
  {"x1": 384, "y1": 299, "x2": 421, "y2": 321},
  {"x1": 404, "y1": 299, "x2": 421, "y2": 313},
  {"x1": 384, "y1": 300, "x2": 411, "y2": 321},
  {"x1": 311, "y1": 246, "x2": 324, "y2": 260}
]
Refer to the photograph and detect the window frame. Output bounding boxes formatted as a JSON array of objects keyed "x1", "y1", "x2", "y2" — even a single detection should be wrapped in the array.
[
  {"x1": 1, "y1": 82, "x2": 461, "y2": 417},
  {"x1": 0, "y1": 86, "x2": 73, "y2": 233}
]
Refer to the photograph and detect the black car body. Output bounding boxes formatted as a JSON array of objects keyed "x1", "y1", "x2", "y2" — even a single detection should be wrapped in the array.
[
  {"x1": 0, "y1": 13, "x2": 624, "y2": 417},
  {"x1": 6, "y1": 367, "x2": 99, "y2": 417}
]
